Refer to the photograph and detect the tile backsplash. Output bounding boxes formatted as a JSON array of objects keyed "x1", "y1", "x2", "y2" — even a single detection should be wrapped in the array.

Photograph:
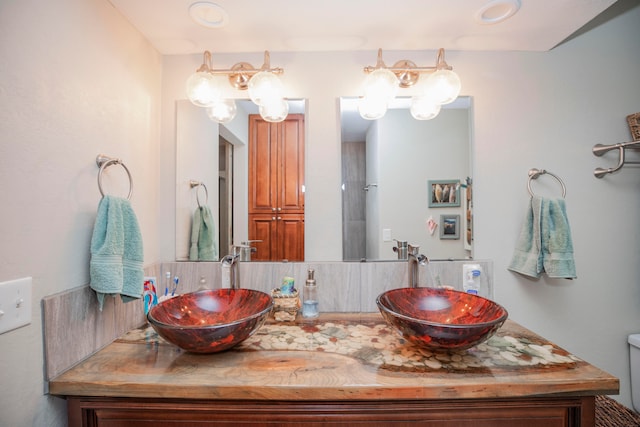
[
  {"x1": 42, "y1": 259, "x2": 492, "y2": 382},
  {"x1": 42, "y1": 264, "x2": 160, "y2": 381},
  {"x1": 161, "y1": 259, "x2": 493, "y2": 312}
]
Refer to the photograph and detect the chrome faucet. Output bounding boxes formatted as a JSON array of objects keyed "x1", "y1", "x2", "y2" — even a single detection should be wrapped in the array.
[
  {"x1": 232, "y1": 240, "x2": 260, "y2": 262},
  {"x1": 220, "y1": 253, "x2": 240, "y2": 289},
  {"x1": 407, "y1": 244, "x2": 428, "y2": 288},
  {"x1": 392, "y1": 239, "x2": 409, "y2": 260}
]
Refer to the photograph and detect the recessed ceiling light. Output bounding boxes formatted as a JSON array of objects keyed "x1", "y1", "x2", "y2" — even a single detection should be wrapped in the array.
[
  {"x1": 189, "y1": 2, "x2": 229, "y2": 29},
  {"x1": 475, "y1": 0, "x2": 521, "y2": 25}
]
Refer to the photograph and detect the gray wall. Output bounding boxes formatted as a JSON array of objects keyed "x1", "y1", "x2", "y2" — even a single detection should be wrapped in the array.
[{"x1": 0, "y1": 0, "x2": 163, "y2": 425}]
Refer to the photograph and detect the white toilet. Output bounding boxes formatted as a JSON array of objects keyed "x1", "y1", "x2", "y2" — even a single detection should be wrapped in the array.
[{"x1": 628, "y1": 334, "x2": 640, "y2": 411}]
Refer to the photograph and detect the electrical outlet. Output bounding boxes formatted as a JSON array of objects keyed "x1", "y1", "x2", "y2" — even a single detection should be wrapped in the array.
[{"x1": 0, "y1": 277, "x2": 32, "y2": 334}]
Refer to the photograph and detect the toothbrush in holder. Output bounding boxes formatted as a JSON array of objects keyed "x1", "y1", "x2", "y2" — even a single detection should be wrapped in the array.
[
  {"x1": 171, "y1": 276, "x2": 179, "y2": 296},
  {"x1": 164, "y1": 272, "x2": 171, "y2": 296}
]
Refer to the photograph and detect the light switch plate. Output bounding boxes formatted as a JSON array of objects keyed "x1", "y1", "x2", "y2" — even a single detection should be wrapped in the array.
[
  {"x1": 0, "y1": 277, "x2": 32, "y2": 334},
  {"x1": 383, "y1": 228, "x2": 392, "y2": 242}
]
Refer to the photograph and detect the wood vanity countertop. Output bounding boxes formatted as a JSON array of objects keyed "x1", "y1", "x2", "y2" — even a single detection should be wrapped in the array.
[{"x1": 49, "y1": 313, "x2": 618, "y2": 401}]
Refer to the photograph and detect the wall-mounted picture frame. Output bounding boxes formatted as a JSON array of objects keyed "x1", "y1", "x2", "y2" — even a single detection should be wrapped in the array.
[
  {"x1": 428, "y1": 180, "x2": 461, "y2": 208},
  {"x1": 440, "y1": 214, "x2": 460, "y2": 240}
]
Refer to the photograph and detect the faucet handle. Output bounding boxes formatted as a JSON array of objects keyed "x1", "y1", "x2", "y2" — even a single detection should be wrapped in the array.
[
  {"x1": 233, "y1": 241, "x2": 262, "y2": 261},
  {"x1": 221, "y1": 254, "x2": 239, "y2": 265},
  {"x1": 393, "y1": 240, "x2": 409, "y2": 260},
  {"x1": 231, "y1": 245, "x2": 244, "y2": 257},
  {"x1": 407, "y1": 245, "x2": 428, "y2": 265},
  {"x1": 241, "y1": 240, "x2": 262, "y2": 246}
]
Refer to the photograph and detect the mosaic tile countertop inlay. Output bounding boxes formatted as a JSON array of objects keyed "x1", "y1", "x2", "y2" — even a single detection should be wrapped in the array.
[
  {"x1": 51, "y1": 313, "x2": 618, "y2": 401},
  {"x1": 121, "y1": 317, "x2": 582, "y2": 374}
]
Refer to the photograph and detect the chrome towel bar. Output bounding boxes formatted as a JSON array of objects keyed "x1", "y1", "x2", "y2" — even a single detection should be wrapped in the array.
[
  {"x1": 189, "y1": 180, "x2": 209, "y2": 207},
  {"x1": 593, "y1": 140, "x2": 640, "y2": 178},
  {"x1": 96, "y1": 154, "x2": 133, "y2": 200},
  {"x1": 527, "y1": 168, "x2": 566, "y2": 198}
]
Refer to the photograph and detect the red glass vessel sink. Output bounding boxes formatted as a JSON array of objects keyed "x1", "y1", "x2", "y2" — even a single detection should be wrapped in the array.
[
  {"x1": 147, "y1": 289, "x2": 274, "y2": 354},
  {"x1": 377, "y1": 287, "x2": 508, "y2": 351}
]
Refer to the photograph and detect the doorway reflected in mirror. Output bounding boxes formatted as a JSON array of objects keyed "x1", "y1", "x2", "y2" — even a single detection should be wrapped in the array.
[{"x1": 341, "y1": 96, "x2": 473, "y2": 261}]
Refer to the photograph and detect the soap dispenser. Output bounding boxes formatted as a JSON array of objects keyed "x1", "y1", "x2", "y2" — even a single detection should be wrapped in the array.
[
  {"x1": 462, "y1": 264, "x2": 482, "y2": 295},
  {"x1": 302, "y1": 269, "x2": 319, "y2": 318}
]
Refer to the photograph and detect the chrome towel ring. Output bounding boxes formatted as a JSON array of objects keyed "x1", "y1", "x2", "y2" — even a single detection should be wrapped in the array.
[
  {"x1": 527, "y1": 168, "x2": 566, "y2": 198},
  {"x1": 96, "y1": 154, "x2": 133, "y2": 200},
  {"x1": 189, "y1": 180, "x2": 209, "y2": 207}
]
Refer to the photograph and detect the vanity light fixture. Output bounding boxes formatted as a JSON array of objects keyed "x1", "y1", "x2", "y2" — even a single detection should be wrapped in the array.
[
  {"x1": 359, "y1": 48, "x2": 461, "y2": 121},
  {"x1": 186, "y1": 50, "x2": 287, "y2": 123}
]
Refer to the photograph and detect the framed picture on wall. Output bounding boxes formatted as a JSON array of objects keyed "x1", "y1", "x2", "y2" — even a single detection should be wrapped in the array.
[
  {"x1": 439, "y1": 214, "x2": 460, "y2": 240},
  {"x1": 428, "y1": 180, "x2": 461, "y2": 207}
]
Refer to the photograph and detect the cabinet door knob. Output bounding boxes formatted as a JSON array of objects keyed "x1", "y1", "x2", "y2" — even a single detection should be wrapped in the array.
[
  {"x1": 272, "y1": 216, "x2": 276, "y2": 220},
  {"x1": 272, "y1": 207, "x2": 276, "y2": 212},
  {"x1": 277, "y1": 216, "x2": 282, "y2": 220},
  {"x1": 277, "y1": 207, "x2": 282, "y2": 211}
]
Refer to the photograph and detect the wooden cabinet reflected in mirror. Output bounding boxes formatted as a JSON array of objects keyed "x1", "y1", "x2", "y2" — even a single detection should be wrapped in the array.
[{"x1": 248, "y1": 114, "x2": 305, "y2": 261}]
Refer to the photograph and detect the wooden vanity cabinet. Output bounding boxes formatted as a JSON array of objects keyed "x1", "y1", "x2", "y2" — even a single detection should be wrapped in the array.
[
  {"x1": 66, "y1": 395, "x2": 595, "y2": 427},
  {"x1": 248, "y1": 114, "x2": 304, "y2": 261},
  {"x1": 51, "y1": 316, "x2": 616, "y2": 427}
]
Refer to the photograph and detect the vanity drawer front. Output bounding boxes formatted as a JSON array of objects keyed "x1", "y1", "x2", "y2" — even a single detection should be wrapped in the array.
[{"x1": 67, "y1": 396, "x2": 593, "y2": 427}]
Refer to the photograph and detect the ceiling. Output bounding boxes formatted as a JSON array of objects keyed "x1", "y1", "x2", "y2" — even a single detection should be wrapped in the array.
[
  {"x1": 108, "y1": 0, "x2": 618, "y2": 55},
  {"x1": 108, "y1": 0, "x2": 622, "y2": 142}
]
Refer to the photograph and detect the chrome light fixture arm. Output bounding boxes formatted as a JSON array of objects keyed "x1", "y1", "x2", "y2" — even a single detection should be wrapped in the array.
[
  {"x1": 195, "y1": 50, "x2": 284, "y2": 76},
  {"x1": 195, "y1": 50, "x2": 283, "y2": 90},
  {"x1": 363, "y1": 48, "x2": 452, "y2": 88}
]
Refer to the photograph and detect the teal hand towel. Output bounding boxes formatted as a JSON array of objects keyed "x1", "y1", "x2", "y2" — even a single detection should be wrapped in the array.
[
  {"x1": 189, "y1": 206, "x2": 202, "y2": 261},
  {"x1": 189, "y1": 206, "x2": 218, "y2": 261},
  {"x1": 508, "y1": 197, "x2": 542, "y2": 278},
  {"x1": 90, "y1": 196, "x2": 144, "y2": 310},
  {"x1": 540, "y1": 197, "x2": 576, "y2": 279},
  {"x1": 508, "y1": 196, "x2": 576, "y2": 279},
  {"x1": 120, "y1": 198, "x2": 144, "y2": 301}
]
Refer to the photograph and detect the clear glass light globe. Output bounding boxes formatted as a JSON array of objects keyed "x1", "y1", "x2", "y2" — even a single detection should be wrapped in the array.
[
  {"x1": 423, "y1": 69, "x2": 462, "y2": 105},
  {"x1": 362, "y1": 68, "x2": 399, "y2": 103},
  {"x1": 410, "y1": 96, "x2": 441, "y2": 120},
  {"x1": 259, "y1": 98, "x2": 289, "y2": 123},
  {"x1": 358, "y1": 96, "x2": 388, "y2": 120},
  {"x1": 248, "y1": 71, "x2": 284, "y2": 106},
  {"x1": 206, "y1": 99, "x2": 237, "y2": 124},
  {"x1": 185, "y1": 71, "x2": 222, "y2": 107}
]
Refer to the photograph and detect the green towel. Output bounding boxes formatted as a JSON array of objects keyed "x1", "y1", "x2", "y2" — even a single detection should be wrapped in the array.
[
  {"x1": 189, "y1": 205, "x2": 218, "y2": 261},
  {"x1": 540, "y1": 197, "x2": 576, "y2": 279},
  {"x1": 507, "y1": 196, "x2": 541, "y2": 278},
  {"x1": 90, "y1": 195, "x2": 144, "y2": 310},
  {"x1": 508, "y1": 196, "x2": 576, "y2": 279}
]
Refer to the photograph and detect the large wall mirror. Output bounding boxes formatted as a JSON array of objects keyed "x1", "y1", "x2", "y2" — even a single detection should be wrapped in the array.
[
  {"x1": 175, "y1": 96, "x2": 473, "y2": 262},
  {"x1": 175, "y1": 99, "x2": 306, "y2": 261},
  {"x1": 341, "y1": 96, "x2": 474, "y2": 261}
]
